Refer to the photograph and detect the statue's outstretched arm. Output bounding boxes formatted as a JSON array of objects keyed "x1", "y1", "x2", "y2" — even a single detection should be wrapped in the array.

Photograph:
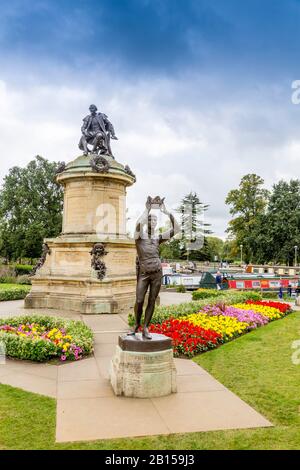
[
  {"x1": 134, "y1": 199, "x2": 151, "y2": 240},
  {"x1": 159, "y1": 204, "x2": 180, "y2": 244}
]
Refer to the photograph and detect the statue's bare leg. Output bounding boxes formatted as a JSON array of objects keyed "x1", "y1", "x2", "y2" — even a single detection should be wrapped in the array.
[
  {"x1": 143, "y1": 272, "x2": 161, "y2": 339},
  {"x1": 128, "y1": 274, "x2": 149, "y2": 336}
]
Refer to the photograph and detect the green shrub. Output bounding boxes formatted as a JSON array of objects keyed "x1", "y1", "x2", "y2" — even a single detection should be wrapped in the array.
[
  {"x1": 176, "y1": 285, "x2": 186, "y2": 293},
  {"x1": 128, "y1": 290, "x2": 262, "y2": 326},
  {"x1": 16, "y1": 275, "x2": 32, "y2": 285},
  {"x1": 192, "y1": 288, "x2": 220, "y2": 300},
  {"x1": 261, "y1": 291, "x2": 280, "y2": 299},
  {"x1": 14, "y1": 264, "x2": 33, "y2": 276},
  {"x1": 0, "y1": 285, "x2": 31, "y2": 301},
  {"x1": 0, "y1": 315, "x2": 94, "y2": 362}
]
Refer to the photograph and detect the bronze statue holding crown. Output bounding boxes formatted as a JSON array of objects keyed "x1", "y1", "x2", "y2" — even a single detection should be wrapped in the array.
[{"x1": 130, "y1": 196, "x2": 180, "y2": 339}]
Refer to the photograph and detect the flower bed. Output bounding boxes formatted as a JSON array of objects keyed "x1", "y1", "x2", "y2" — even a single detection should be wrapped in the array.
[
  {"x1": 148, "y1": 300, "x2": 292, "y2": 358},
  {"x1": 128, "y1": 290, "x2": 263, "y2": 327},
  {"x1": 0, "y1": 315, "x2": 93, "y2": 362}
]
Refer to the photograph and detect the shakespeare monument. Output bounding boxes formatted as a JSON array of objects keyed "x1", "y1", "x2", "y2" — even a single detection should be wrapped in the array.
[{"x1": 25, "y1": 105, "x2": 136, "y2": 314}]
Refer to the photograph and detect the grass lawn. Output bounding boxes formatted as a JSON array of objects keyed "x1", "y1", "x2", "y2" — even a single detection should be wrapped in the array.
[{"x1": 0, "y1": 311, "x2": 300, "y2": 449}]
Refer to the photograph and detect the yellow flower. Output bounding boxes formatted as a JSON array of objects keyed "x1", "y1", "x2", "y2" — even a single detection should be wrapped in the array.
[
  {"x1": 233, "y1": 303, "x2": 283, "y2": 320},
  {"x1": 179, "y1": 313, "x2": 248, "y2": 338}
]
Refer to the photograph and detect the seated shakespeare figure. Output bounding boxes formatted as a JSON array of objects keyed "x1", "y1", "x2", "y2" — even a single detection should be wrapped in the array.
[{"x1": 79, "y1": 104, "x2": 118, "y2": 157}]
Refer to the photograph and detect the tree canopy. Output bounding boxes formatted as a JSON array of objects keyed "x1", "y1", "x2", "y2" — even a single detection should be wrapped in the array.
[
  {"x1": 225, "y1": 174, "x2": 300, "y2": 265},
  {"x1": 0, "y1": 156, "x2": 63, "y2": 261},
  {"x1": 225, "y1": 174, "x2": 269, "y2": 263}
]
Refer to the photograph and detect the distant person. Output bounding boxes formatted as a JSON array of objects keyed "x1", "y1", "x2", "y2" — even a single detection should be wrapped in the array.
[
  {"x1": 288, "y1": 284, "x2": 292, "y2": 297},
  {"x1": 216, "y1": 271, "x2": 222, "y2": 290},
  {"x1": 278, "y1": 287, "x2": 283, "y2": 299}
]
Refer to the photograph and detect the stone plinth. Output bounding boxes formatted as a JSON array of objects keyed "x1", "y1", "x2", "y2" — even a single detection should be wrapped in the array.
[
  {"x1": 25, "y1": 155, "x2": 136, "y2": 314},
  {"x1": 110, "y1": 333, "x2": 177, "y2": 398}
]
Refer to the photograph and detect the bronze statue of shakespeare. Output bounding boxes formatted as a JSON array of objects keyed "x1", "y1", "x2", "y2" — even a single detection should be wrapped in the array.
[
  {"x1": 78, "y1": 104, "x2": 118, "y2": 157},
  {"x1": 130, "y1": 196, "x2": 180, "y2": 340}
]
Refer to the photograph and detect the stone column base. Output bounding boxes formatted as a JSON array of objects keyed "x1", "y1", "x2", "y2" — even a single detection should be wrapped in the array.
[{"x1": 110, "y1": 333, "x2": 177, "y2": 398}]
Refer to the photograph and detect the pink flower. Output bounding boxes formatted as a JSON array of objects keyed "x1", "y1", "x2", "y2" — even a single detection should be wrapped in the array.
[{"x1": 60, "y1": 355, "x2": 67, "y2": 361}]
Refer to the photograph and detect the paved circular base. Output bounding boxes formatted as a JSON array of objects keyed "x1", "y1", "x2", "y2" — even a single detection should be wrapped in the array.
[{"x1": 119, "y1": 333, "x2": 172, "y2": 352}]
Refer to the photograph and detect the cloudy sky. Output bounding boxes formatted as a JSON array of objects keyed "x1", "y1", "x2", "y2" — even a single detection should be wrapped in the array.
[{"x1": 1, "y1": 0, "x2": 300, "y2": 237}]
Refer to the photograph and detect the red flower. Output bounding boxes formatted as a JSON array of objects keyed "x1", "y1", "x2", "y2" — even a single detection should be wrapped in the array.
[
  {"x1": 246, "y1": 300, "x2": 290, "y2": 313},
  {"x1": 149, "y1": 318, "x2": 222, "y2": 358}
]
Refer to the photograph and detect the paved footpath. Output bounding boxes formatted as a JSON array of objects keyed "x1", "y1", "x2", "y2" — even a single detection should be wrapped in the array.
[{"x1": 0, "y1": 296, "x2": 272, "y2": 443}]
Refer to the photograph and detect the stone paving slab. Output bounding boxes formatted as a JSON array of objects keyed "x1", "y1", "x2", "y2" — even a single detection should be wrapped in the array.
[
  {"x1": 0, "y1": 359, "x2": 58, "y2": 379},
  {"x1": 152, "y1": 390, "x2": 271, "y2": 434},
  {"x1": 93, "y1": 342, "x2": 118, "y2": 357},
  {"x1": 82, "y1": 315, "x2": 128, "y2": 332},
  {"x1": 57, "y1": 379, "x2": 114, "y2": 399},
  {"x1": 0, "y1": 371, "x2": 57, "y2": 398},
  {"x1": 93, "y1": 332, "x2": 122, "y2": 344},
  {"x1": 56, "y1": 396, "x2": 171, "y2": 442},
  {"x1": 94, "y1": 356, "x2": 112, "y2": 380},
  {"x1": 57, "y1": 357, "x2": 99, "y2": 382},
  {"x1": 176, "y1": 374, "x2": 226, "y2": 393},
  {"x1": 159, "y1": 292, "x2": 192, "y2": 305}
]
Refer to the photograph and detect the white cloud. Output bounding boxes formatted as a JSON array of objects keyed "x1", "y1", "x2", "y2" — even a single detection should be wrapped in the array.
[{"x1": 1, "y1": 73, "x2": 300, "y2": 239}]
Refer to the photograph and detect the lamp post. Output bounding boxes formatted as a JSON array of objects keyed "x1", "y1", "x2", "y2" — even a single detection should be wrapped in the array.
[
  {"x1": 294, "y1": 245, "x2": 298, "y2": 267},
  {"x1": 240, "y1": 244, "x2": 243, "y2": 265}
]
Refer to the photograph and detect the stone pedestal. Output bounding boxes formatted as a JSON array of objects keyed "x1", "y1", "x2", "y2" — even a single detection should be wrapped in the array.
[
  {"x1": 25, "y1": 155, "x2": 137, "y2": 314},
  {"x1": 110, "y1": 333, "x2": 177, "y2": 398}
]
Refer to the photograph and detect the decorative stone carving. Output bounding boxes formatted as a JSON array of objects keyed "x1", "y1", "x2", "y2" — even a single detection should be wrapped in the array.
[
  {"x1": 90, "y1": 155, "x2": 110, "y2": 173},
  {"x1": 90, "y1": 243, "x2": 108, "y2": 280},
  {"x1": 31, "y1": 243, "x2": 51, "y2": 275},
  {"x1": 55, "y1": 162, "x2": 66, "y2": 174},
  {"x1": 124, "y1": 164, "x2": 136, "y2": 181}
]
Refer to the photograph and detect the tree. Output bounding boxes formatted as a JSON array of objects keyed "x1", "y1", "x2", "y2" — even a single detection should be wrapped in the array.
[
  {"x1": 177, "y1": 192, "x2": 212, "y2": 261},
  {"x1": 159, "y1": 237, "x2": 182, "y2": 260},
  {"x1": 255, "y1": 180, "x2": 300, "y2": 265},
  {"x1": 206, "y1": 236, "x2": 224, "y2": 262},
  {"x1": 0, "y1": 156, "x2": 64, "y2": 262},
  {"x1": 225, "y1": 174, "x2": 269, "y2": 263},
  {"x1": 222, "y1": 237, "x2": 239, "y2": 263}
]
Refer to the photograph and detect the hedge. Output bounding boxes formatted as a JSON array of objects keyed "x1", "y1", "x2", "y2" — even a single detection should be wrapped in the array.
[
  {"x1": 192, "y1": 288, "x2": 224, "y2": 300},
  {"x1": 14, "y1": 264, "x2": 34, "y2": 276},
  {"x1": 0, "y1": 284, "x2": 31, "y2": 301},
  {"x1": 128, "y1": 290, "x2": 262, "y2": 326},
  {"x1": 0, "y1": 315, "x2": 94, "y2": 362}
]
